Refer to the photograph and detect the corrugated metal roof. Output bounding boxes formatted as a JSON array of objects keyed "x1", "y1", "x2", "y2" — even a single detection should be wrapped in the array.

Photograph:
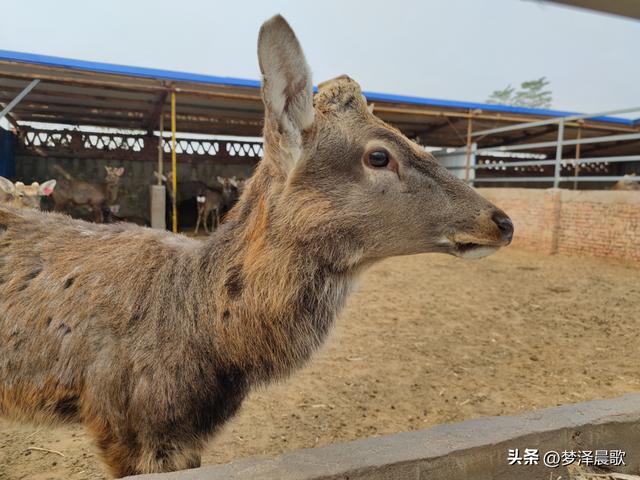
[
  {"x1": 1, "y1": 49, "x2": 636, "y2": 126},
  {"x1": 0, "y1": 49, "x2": 638, "y2": 150}
]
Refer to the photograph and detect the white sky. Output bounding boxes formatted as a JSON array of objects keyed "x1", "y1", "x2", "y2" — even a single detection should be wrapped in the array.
[{"x1": 0, "y1": 0, "x2": 639, "y2": 116}]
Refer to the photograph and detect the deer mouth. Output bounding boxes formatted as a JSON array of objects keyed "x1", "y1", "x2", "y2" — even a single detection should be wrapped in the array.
[
  {"x1": 452, "y1": 241, "x2": 500, "y2": 259},
  {"x1": 455, "y1": 241, "x2": 481, "y2": 253}
]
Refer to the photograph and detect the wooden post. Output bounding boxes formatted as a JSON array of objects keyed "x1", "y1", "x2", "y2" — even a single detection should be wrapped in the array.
[
  {"x1": 171, "y1": 91, "x2": 178, "y2": 233},
  {"x1": 464, "y1": 112, "x2": 473, "y2": 182}
]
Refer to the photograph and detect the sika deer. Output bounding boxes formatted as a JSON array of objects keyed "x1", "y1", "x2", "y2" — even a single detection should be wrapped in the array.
[
  {"x1": 0, "y1": 176, "x2": 56, "y2": 209},
  {"x1": 217, "y1": 175, "x2": 241, "y2": 214},
  {"x1": 230, "y1": 176, "x2": 246, "y2": 194},
  {"x1": 51, "y1": 165, "x2": 124, "y2": 222},
  {"x1": 612, "y1": 173, "x2": 640, "y2": 191},
  {"x1": 194, "y1": 188, "x2": 224, "y2": 234},
  {"x1": 0, "y1": 15, "x2": 513, "y2": 477}
]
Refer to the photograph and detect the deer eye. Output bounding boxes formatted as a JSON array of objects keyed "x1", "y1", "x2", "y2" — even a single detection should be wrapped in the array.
[{"x1": 368, "y1": 150, "x2": 389, "y2": 168}]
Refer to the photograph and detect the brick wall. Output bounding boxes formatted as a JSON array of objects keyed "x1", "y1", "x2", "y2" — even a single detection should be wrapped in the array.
[{"x1": 478, "y1": 188, "x2": 640, "y2": 262}]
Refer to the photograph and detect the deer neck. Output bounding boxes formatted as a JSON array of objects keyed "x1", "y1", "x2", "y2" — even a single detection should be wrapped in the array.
[
  {"x1": 105, "y1": 179, "x2": 120, "y2": 204},
  {"x1": 197, "y1": 169, "x2": 366, "y2": 384}
]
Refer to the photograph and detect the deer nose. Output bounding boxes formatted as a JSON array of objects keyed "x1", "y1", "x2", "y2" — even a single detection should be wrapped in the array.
[{"x1": 492, "y1": 210, "x2": 514, "y2": 244}]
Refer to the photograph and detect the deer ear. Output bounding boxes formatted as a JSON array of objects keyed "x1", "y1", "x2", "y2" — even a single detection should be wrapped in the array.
[
  {"x1": 39, "y1": 179, "x2": 56, "y2": 196},
  {"x1": 115, "y1": 167, "x2": 124, "y2": 176},
  {"x1": 0, "y1": 176, "x2": 16, "y2": 194},
  {"x1": 258, "y1": 15, "x2": 314, "y2": 172}
]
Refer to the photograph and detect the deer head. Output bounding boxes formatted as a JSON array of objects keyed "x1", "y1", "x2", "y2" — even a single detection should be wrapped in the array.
[
  {"x1": 0, "y1": 177, "x2": 56, "y2": 209},
  {"x1": 104, "y1": 166, "x2": 124, "y2": 205},
  {"x1": 104, "y1": 166, "x2": 125, "y2": 183},
  {"x1": 254, "y1": 16, "x2": 512, "y2": 263},
  {"x1": 229, "y1": 176, "x2": 246, "y2": 193},
  {"x1": 216, "y1": 176, "x2": 236, "y2": 200}
]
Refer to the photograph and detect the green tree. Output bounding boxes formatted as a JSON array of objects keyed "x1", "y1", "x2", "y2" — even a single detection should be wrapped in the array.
[
  {"x1": 486, "y1": 85, "x2": 515, "y2": 105},
  {"x1": 486, "y1": 77, "x2": 552, "y2": 109}
]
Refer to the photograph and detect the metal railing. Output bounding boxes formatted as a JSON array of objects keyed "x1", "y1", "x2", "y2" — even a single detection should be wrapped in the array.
[
  {"x1": 19, "y1": 127, "x2": 264, "y2": 162},
  {"x1": 442, "y1": 107, "x2": 640, "y2": 188}
]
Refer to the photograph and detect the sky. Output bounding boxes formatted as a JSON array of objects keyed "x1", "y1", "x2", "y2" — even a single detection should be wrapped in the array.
[{"x1": 0, "y1": 0, "x2": 639, "y2": 116}]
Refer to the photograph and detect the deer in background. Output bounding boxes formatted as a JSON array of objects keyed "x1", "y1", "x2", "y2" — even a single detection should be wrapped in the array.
[
  {"x1": 154, "y1": 171, "x2": 225, "y2": 232},
  {"x1": 612, "y1": 173, "x2": 640, "y2": 191},
  {"x1": 0, "y1": 176, "x2": 56, "y2": 209},
  {"x1": 217, "y1": 175, "x2": 241, "y2": 214},
  {"x1": 231, "y1": 176, "x2": 246, "y2": 194},
  {"x1": 0, "y1": 15, "x2": 513, "y2": 477},
  {"x1": 51, "y1": 165, "x2": 124, "y2": 222},
  {"x1": 194, "y1": 188, "x2": 224, "y2": 234},
  {"x1": 153, "y1": 170, "x2": 212, "y2": 206}
]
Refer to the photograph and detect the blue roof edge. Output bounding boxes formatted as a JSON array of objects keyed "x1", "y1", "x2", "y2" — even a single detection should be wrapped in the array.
[
  {"x1": 363, "y1": 91, "x2": 635, "y2": 126},
  {"x1": 0, "y1": 49, "x2": 261, "y2": 89},
  {"x1": 0, "y1": 49, "x2": 636, "y2": 127}
]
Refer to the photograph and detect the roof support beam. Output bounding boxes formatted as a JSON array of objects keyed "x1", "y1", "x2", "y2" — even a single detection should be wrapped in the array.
[
  {"x1": 0, "y1": 106, "x2": 20, "y2": 130},
  {"x1": 0, "y1": 78, "x2": 39, "y2": 122},
  {"x1": 373, "y1": 105, "x2": 634, "y2": 134},
  {"x1": 416, "y1": 119, "x2": 459, "y2": 136},
  {"x1": 486, "y1": 125, "x2": 558, "y2": 147}
]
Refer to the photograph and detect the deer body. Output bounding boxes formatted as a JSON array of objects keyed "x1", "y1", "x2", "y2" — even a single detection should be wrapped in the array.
[
  {"x1": 51, "y1": 166, "x2": 124, "y2": 222},
  {"x1": 0, "y1": 16, "x2": 512, "y2": 477},
  {"x1": 194, "y1": 188, "x2": 224, "y2": 233},
  {"x1": 0, "y1": 194, "x2": 357, "y2": 475},
  {"x1": 612, "y1": 173, "x2": 640, "y2": 191}
]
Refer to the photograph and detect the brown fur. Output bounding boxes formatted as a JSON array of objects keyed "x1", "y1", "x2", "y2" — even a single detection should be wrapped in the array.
[{"x1": 0, "y1": 16, "x2": 512, "y2": 477}]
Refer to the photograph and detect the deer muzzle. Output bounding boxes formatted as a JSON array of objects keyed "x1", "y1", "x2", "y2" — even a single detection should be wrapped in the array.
[{"x1": 447, "y1": 208, "x2": 514, "y2": 259}]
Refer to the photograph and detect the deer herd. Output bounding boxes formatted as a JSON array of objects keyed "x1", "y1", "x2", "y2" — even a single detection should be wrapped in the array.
[
  {"x1": 0, "y1": 165, "x2": 246, "y2": 232},
  {"x1": 154, "y1": 171, "x2": 246, "y2": 233},
  {"x1": 0, "y1": 166, "x2": 124, "y2": 220}
]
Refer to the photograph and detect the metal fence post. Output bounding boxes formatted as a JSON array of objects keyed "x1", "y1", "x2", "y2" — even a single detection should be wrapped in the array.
[
  {"x1": 469, "y1": 142, "x2": 477, "y2": 187},
  {"x1": 553, "y1": 119, "x2": 564, "y2": 188},
  {"x1": 464, "y1": 112, "x2": 473, "y2": 182}
]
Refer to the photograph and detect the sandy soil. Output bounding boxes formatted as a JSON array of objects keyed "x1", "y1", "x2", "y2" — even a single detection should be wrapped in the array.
[{"x1": 1, "y1": 248, "x2": 639, "y2": 479}]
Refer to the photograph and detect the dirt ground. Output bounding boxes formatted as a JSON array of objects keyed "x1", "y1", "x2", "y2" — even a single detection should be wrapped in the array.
[{"x1": 1, "y1": 248, "x2": 639, "y2": 480}]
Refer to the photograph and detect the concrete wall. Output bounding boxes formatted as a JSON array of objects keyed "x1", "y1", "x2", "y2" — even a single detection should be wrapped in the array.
[
  {"x1": 15, "y1": 155, "x2": 255, "y2": 224},
  {"x1": 479, "y1": 188, "x2": 640, "y2": 262},
  {"x1": 128, "y1": 394, "x2": 640, "y2": 480}
]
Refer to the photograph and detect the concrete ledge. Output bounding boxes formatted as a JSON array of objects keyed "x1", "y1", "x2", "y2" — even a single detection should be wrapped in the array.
[{"x1": 129, "y1": 394, "x2": 640, "y2": 480}]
